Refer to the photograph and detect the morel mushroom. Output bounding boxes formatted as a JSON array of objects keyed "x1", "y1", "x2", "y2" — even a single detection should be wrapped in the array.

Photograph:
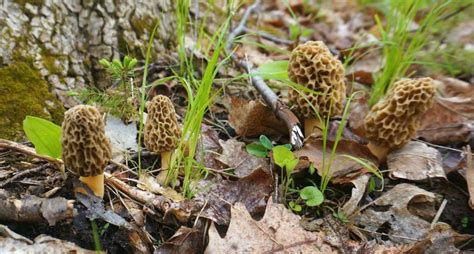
[
  {"x1": 288, "y1": 41, "x2": 346, "y2": 137},
  {"x1": 364, "y1": 78, "x2": 436, "y2": 161},
  {"x1": 62, "y1": 105, "x2": 112, "y2": 198},
  {"x1": 144, "y1": 95, "x2": 181, "y2": 184}
]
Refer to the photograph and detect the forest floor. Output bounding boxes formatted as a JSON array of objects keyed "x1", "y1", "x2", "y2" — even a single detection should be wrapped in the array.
[{"x1": 0, "y1": 0, "x2": 473, "y2": 253}]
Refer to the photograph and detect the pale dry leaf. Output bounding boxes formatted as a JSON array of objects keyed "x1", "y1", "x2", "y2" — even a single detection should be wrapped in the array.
[
  {"x1": 104, "y1": 114, "x2": 138, "y2": 161},
  {"x1": 217, "y1": 138, "x2": 269, "y2": 177},
  {"x1": 228, "y1": 97, "x2": 287, "y2": 139},
  {"x1": 387, "y1": 141, "x2": 446, "y2": 181},
  {"x1": 137, "y1": 173, "x2": 184, "y2": 202},
  {"x1": 342, "y1": 174, "x2": 370, "y2": 216},
  {"x1": 205, "y1": 198, "x2": 336, "y2": 253},
  {"x1": 294, "y1": 136, "x2": 377, "y2": 184},
  {"x1": 355, "y1": 183, "x2": 437, "y2": 244}
]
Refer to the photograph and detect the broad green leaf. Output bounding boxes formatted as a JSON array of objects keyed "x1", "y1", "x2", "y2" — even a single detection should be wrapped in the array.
[
  {"x1": 272, "y1": 145, "x2": 294, "y2": 168},
  {"x1": 300, "y1": 186, "x2": 324, "y2": 207},
  {"x1": 23, "y1": 116, "x2": 62, "y2": 159},
  {"x1": 256, "y1": 60, "x2": 289, "y2": 80},
  {"x1": 259, "y1": 135, "x2": 273, "y2": 150},
  {"x1": 283, "y1": 144, "x2": 292, "y2": 150},
  {"x1": 246, "y1": 143, "x2": 268, "y2": 158},
  {"x1": 286, "y1": 158, "x2": 299, "y2": 174}
]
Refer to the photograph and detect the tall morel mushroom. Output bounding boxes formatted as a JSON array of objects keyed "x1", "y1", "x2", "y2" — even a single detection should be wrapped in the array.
[
  {"x1": 144, "y1": 95, "x2": 181, "y2": 184},
  {"x1": 364, "y1": 77, "x2": 436, "y2": 161},
  {"x1": 62, "y1": 105, "x2": 112, "y2": 198},
  {"x1": 288, "y1": 41, "x2": 346, "y2": 137}
]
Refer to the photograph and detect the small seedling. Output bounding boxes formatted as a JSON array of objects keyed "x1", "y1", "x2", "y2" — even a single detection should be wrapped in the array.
[
  {"x1": 246, "y1": 135, "x2": 291, "y2": 158},
  {"x1": 333, "y1": 211, "x2": 349, "y2": 224},
  {"x1": 300, "y1": 186, "x2": 324, "y2": 207},
  {"x1": 289, "y1": 201, "x2": 302, "y2": 212},
  {"x1": 461, "y1": 217, "x2": 470, "y2": 228}
]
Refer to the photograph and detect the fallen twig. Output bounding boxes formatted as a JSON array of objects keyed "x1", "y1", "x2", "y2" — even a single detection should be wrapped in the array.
[
  {"x1": 0, "y1": 195, "x2": 74, "y2": 226},
  {"x1": 465, "y1": 145, "x2": 474, "y2": 210},
  {"x1": 226, "y1": 0, "x2": 304, "y2": 149}
]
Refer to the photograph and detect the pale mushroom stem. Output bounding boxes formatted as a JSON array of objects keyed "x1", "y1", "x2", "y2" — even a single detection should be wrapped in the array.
[
  {"x1": 367, "y1": 142, "x2": 390, "y2": 163},
  {"x1": 77, "y1": 174, "x2": 104, "y2": 198},
  {"x1": 157, "y1": 150, "x2": 172, "y2": 184},
  {"x1": 304, "y1": 118, "x2": 323, "y2": 137}
]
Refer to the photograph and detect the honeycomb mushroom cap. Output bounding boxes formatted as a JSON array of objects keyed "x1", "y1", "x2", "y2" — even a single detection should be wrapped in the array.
[
  {"x1": 364, "y1": 77, "x2": 436, "y2": 149},
  {"x1": 288, "y1": 41, "x2": 346, "y2": 118},
  {"x1": 62, "y1": 105, "x2": 112, "y2": 177},
  {"x1": 144, "y1": 95, "x2": 181, "y2": 153}
]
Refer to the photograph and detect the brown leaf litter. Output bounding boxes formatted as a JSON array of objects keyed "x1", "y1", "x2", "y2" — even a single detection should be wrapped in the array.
[{"x1": 294, "y1": 135, "x2": 378, "y2": 184}]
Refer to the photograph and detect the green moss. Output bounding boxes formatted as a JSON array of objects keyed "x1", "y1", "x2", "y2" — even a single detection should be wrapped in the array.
[
  {"x1": 130, "y1": 15, "x2": 155, "y2": 38},
  {"x1": 42, "y1": 55, "x2": 62, "y2": 75},
  {"x1": 0, "y1": 62, "x2": 64, "y2": 141}
]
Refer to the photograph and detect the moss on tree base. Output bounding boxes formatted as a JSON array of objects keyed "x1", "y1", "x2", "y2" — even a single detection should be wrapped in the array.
[{"x1": 0, "y1": 62, "x2": 64, "y2": 141}]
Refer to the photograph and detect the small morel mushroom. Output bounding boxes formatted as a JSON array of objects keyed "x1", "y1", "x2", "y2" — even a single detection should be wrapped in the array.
[
  {"x1": 144, "y1": 95, "x2": 181, "y2": 184},
  {"x1": 62, "y1": 105, "x2": 112, "y2": 198},
  {"x1": 364, "y1": 77, "x2": 436, "y2": 161},
  {"x1": 288, "y1": 41, "x2": 346, "y2": 137}
]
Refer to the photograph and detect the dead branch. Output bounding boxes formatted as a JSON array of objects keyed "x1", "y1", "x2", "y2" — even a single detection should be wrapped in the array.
[
  {"x1": 0, "y1": 195, "x2": 74, "y2": 226},
  {"x1": 226, "y1": 0, "x2": 304, "y2": 149}
]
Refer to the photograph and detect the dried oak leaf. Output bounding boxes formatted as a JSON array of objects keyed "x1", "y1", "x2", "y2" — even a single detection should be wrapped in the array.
[
  {"x1": 205, "y1": 198, "x2": 336, "y2": 253},
  {"x1": 196, "y1": 168, "x2": 273, "y2": 226},
  {"x1": 156, "y1": 226, "x2": 204, "y2": 254},
  {"x1": 407, "y1": 223, "x2": 473, "y2": 253},
  {"x1": 355, "y1": 183, "x2": 437, "y2": 244},
  {"x1": 196, "y1": 124, "x2": 224, "y2": 170},
  {"x1": 294, "y1": 135, "x2": 378, "y2": 184},
  {"x1": 217, "y1": 138, "x2": 269, "y2": 177},
  {"x1": 228, "y1": 97, "x2": 287, "y2": 139},
  {"x1": 387, "y1": 141, "x2": 446, "y2": 181},
  {"x1": 418, "y1": 78, "x2": 474, "y2": 144}
]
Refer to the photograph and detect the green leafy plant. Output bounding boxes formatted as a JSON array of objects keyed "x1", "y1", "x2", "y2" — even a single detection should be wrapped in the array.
[
  {"x1": 23, "y1": 116, "x2": 62, "y2": 159},
  {"x1": 246, "y1": 135, "x2": 292, "y2": 158},
  {"x1": 99, "y1": 56, "x2": 138, "y2": 98},
  {"x1": 272, "y1": 145, "x2": 299, "y2": 201},
  {"x1": 300, "y1": 186, "x2": 324, "y2": 207}
]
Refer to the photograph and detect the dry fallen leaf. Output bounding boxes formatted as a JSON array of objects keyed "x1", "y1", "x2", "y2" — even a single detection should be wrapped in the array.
[
  {"x1": 157, "y1": 226, "x2": 204, "y2": 254},
  {"x1": 228, "y1": 97, "x2": 287, "y2": 139},
  {"x1": 217, "y1": 138, "x2": 269, "y2": 177},
  {"x1": 418, "y1": 78, "x2": 474, "y2": 144},
  {"x1": 387, "y1": 141, "x2": 446, "y2": 181},
  {"x1": 294, "y1": 136, "x2": 378, "y2": 184},
  {"x1": 342, "y1": 174, "x2": 370, "y2": 216},
  {"x1": 205, "y1": 198, "x2": 336, "y2": 253},
  {"x1": 355, "y1": 183, "x2": 437, "y2": 244},
  {"x1": 197, "y1": 168, "x2": 273, "y2": 226},
  {"x1": 196, "y1": 124, "x2": 225, "y2": 170},
  {"x1": 407, "y1": 223, "x2": 473, "y2": 253}
]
